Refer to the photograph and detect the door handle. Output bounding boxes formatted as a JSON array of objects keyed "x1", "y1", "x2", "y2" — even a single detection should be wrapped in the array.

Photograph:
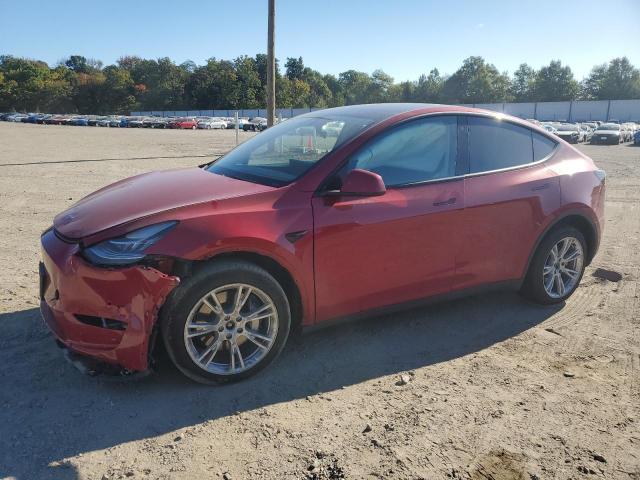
[{"x1": 433, "y1": 197, "x2": 456, "y2": 207}]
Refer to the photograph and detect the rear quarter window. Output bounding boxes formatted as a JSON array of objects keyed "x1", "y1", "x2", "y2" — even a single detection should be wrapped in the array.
[
  {"x1": 532, "y1": 132, "x2": 557, "y2": 160},
  {"x1": 468, "y1": 117, "x2": 534, "y2": 173}
]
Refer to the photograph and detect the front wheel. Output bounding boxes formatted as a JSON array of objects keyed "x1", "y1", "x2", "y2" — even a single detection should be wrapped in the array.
[
  {"x1": 161, "y1": 260, "x2": 291, "y2": 384},
  {"x1": 520, "y1": 226, "x2": 587, "y2": 304}
]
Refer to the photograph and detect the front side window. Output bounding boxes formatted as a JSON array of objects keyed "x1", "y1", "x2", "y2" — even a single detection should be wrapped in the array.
[
  {"x1": 340, "y1": 116, "x2": 458, "y2": 187},
  {"x1": 207, "y1": 114, "x2": 375, "y2": 186},
  {"x1": 468, "y1": 117, "x2": 534, "y2": 173}
]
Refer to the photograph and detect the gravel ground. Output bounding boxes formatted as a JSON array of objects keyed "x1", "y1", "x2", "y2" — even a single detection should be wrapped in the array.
[{"x1": 0, "y1": 122, "x2": 639, "y2": 480}]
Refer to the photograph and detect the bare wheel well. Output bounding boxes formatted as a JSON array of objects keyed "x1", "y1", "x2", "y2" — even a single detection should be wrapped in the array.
[{"x1": 195, "y1": 252, "x2": 304, "y2": 332}]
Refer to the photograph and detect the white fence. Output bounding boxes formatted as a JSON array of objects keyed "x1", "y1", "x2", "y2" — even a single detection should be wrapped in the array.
[
  {"x1": 132, "y1": 99, "x2": 640, "y2": 122},
  {"x1": 460, "y1": 99, "x2": 640, "y2": 121}
]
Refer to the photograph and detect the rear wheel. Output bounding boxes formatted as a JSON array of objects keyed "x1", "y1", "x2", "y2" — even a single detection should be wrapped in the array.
[
  {"x1": 161, "y1": 260, "x2": 291, "y2": 384},
  {"x1": 520, "y1": 226, "x2": 586, "y2": 304}
]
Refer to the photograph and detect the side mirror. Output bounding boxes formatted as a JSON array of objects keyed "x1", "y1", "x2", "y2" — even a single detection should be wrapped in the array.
[{"x1": 324, "y1": 169, "x2": 386, "y2": 197}]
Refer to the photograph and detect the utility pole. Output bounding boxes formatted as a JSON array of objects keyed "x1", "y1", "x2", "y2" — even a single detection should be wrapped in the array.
[{"x1": 266, "y1": 0, "x2": 276, "y2": 127}]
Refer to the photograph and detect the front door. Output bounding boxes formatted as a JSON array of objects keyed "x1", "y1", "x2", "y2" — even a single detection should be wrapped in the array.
[{"x1": 311, "y1": 115, "x2": 464, "y2": 323}]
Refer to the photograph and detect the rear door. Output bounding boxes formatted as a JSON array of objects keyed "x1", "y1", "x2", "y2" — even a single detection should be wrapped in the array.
[
  {"x1": 455, "y1": 116, "x2": 560, "y2": 290},
  {"x1": 312, "y1": 115, "x2": 465, "y2": 322}
]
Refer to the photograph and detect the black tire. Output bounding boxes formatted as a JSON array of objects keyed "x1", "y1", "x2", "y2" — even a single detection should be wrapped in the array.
[
  {"x1": 520, "y1": 226, "x2": 587, "y2": 305},
  {"x1": 160, "y1": 260, "x2": 291, "y2": 384}
]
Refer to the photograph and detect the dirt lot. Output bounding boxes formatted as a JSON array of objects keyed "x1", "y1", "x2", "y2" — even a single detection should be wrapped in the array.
[{"x1": 0, "y1": 122, "x2": 638, "y2": 480}]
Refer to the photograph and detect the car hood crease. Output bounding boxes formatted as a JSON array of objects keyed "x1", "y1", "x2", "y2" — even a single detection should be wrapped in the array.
[{"x1": 54, "y1": 167, "x2": 274, "y2": 239}]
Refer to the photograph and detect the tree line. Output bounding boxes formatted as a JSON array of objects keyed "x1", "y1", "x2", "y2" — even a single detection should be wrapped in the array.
[{"x1": 1, "y1": 54, "x2": 639, "y2": 114}]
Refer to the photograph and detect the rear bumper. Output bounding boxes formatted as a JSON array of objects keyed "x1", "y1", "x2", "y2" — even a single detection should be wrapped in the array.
[
  {"x1": 39, "y1": 229, "x2": 179, "y2": 372},
  {"x1": 591, "y1": 136, "x2": 619, "y2": 144}
]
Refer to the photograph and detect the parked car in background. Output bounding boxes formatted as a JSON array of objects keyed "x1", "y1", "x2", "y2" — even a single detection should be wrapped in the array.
[
  {"x1": 243, "y1": 117, "x2": 268, "y2": 131},
  {"x1": 127, "y1": 117, "x2": 147, "y2": 128},
  {"x1": 22, "y1": 113, "x2": 41, "y2": 124},
  {"x1": 198, "y1": 118, "x2": 227, "y2": 129},
  {"x1": 70, "y1": 117, "x2": 89, "y2": 126},
  {"x1": 634, "y1": 129, "x2": 640, "y2": 146},
  {"x1": 146, "y1": 117, "x2": 169, "y2": 129},
  {"x1": 97, "y1": 117, "x2": 113, "y2": 127},
  {"x1": 45, "y1": 115, "x2": 68, "y2": 125},
  {"x1": 591, "y1": 123, "x2": 623, "y2": 144},
  {"x1": 226, "y1": 117, "x2": 249, "y2": 129},
  {"x1": 7, "y1": 113, "x2": 28, "y2": 122},
  {"x1": 552, "y1": 123, "x2": 581, "y2": 143},
  {"x1": 36, "y1": 114, "x2": 52, "y2": 124},
  {"x1": 40, "y1": 104, "x2": 605, "y2": 384},
  {"x1": 579, "y1": 124, "x2": 593, "y2": 142},
  {"x1": 168, "y1": 117, "x2": 198, "y2": 129}
]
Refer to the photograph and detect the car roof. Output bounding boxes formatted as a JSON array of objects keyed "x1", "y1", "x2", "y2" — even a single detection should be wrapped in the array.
[
  {"x1": 300, "y1": 102, "x2": 545, "y2": 133},
  {"x1": 302, "y1": 103, "x2": 444, "y2": 121},
  {"x1": 302, "y1": 102, "x2": 533, "y2": 122}
]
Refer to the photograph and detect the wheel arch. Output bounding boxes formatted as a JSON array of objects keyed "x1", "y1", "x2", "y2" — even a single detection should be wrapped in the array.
[
  {"x1": 524, "y1": 211, "x2": 599, "y2": 281},
  {"x1": 191, "y1": 251, "x2": 305, "y2": 333}
]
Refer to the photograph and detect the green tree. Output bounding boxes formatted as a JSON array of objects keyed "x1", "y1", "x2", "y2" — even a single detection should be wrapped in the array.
[
  {"x1": 302, "y1": 67, "x2": 331, "y2": 107},
  {"x1": 183, "y1": 58, "x2": 239, "y2": 109},
  {"x1": 338, "y1": 70, "x2": 372, "y2": 104},
  {"x1": 533, "y1": 60, "x2": 579, "y2": 101},
  {"x1": 441, "y1": 56, "x2": 511, "y2": 103},
  {"x1": 100, "y1": 66, "x2": 136, "y2": 113},
  {"x1": 367, "y1": 69, "x2": 394, "y2": 103},
  {"x1": 414, "y1": 68, "x2": 444, "y2": 102},
  {"x1": 511, "y1": 63, "x2": 536, "y2": 102},
  {"x1": 71, "y1": 70, "x2": 105, "y2": 113},
  {"x1": 285, "y1": 57, "x2": 304, "y2": 81},
  {"x1": 582, "y1": 57, "x2": 640, "y2": 100},
  {"x1": 2, "y1": 53, "x2": 640, "y2": 114},
  {"x1": 64, "y1": 55, "x2": 102, "y2": 74},
  {"x1": 323, "y1": 74, "x2": 344, "y2": 106},
  {"x1": 233, "y1": 56, "x2": 262, "y2": 108}
]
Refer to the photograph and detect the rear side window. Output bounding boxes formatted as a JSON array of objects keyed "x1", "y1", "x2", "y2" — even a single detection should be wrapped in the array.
[
  {"x1": 346, "y1": 116, "x2": 458, "y2": 187},
  {"x1": 532, "y1": 132, "x2": 557, "y2": 160},
  {"x1": 468, "y1": 117, "x2": 533, "y2": 173}
]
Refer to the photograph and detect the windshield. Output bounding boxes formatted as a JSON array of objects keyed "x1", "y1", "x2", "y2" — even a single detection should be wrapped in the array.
[
  {"x1": 597, "y1": 124, "x2": 620, "y2": 131},
  {"x1": 556, "y1": 124, "x2": 578, "y2": 131},
  {"x1": 206, "y1": 114, "x2": 375, "y2": 186}
]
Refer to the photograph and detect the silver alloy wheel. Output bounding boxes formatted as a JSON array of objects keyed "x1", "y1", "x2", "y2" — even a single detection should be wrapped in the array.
[
  {"x1": 542, "y1": 236, "x2": 584, "y2": 299},
  {"x1": 184, "y1": 283, "x2": 278, "y2": 375}
]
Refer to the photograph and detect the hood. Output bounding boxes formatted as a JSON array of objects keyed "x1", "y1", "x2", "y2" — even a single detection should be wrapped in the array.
[
  {"x1": 556, "y1": 130, "x2": 578, "y2": 135},
  {"x1": 54, "y1": 167, "x2": 275, "y2": 239}
]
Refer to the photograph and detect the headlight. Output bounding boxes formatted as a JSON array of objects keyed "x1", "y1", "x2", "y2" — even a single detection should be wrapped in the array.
[{"x1": 82, "y1": 221, "x2": 177, "y2": 266}]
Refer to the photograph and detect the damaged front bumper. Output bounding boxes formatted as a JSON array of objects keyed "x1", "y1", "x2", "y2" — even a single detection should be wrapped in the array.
[{"x1": 40, "y1": 229, "x2": 179, "y2": 373}]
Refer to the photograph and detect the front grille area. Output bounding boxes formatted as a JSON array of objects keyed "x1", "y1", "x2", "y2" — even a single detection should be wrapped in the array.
[{"x1": 75, "y1": 314, "x2": 127, "y2": 331}]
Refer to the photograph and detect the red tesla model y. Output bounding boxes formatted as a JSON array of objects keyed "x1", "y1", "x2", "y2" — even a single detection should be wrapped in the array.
[{"x1": 40, "y1": 104, "x2": 606, "y2": 384}]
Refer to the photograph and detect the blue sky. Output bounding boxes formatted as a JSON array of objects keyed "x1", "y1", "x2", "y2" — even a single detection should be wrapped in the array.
[{"x1": 1, "y1": 0, "x2": 639, "y2": 80}]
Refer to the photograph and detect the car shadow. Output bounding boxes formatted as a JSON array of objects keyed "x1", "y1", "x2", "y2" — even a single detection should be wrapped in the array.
[{"x1": 0, "y1": 292, "x2": 561, "y2": 479}]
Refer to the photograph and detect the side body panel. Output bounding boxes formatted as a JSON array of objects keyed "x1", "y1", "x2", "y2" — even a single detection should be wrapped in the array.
[
  {"x1": 312, "y1": 180, "x2": 464, "y2": 323},
  {"x1": 143, "y1": 188, "x2": 317, "y2": 326},
  {"x1": 456, "y1": 164, "x2": 561, "y2": 289}
]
